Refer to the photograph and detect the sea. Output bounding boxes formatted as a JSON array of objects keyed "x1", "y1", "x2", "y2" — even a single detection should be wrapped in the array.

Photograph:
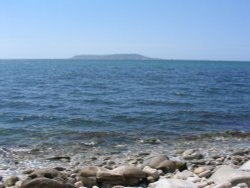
[{"x1": 0, "y1": 59, "x2": 250, "y2": 175}]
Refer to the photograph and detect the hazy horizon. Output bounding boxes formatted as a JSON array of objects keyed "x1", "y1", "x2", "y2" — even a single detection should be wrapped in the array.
[
  {"x1": 1, "y1": 0, "x2": 250, "y2": 60},
  {"x1": 1, "y1": 54, "x2": 250, "y2": 62}
]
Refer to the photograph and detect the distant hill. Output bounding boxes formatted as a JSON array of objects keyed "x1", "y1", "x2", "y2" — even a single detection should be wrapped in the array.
[{"x1": 71, "y1": 54, "x2": 159, "y2": 60}]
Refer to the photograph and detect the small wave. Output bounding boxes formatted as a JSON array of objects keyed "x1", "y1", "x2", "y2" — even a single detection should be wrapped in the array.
[
  {"x1": 7, "y1": 114, "x2": 56, "y2": 123},
  {"x1": 178, "y1": 130, "x2": 250, "y2": 141},
  {"x1": 137, "y1": 99, "x2": 192, "y2": 107},
  {"x1": 65, "y1": 117, "x2": 109, "y2": 127}
]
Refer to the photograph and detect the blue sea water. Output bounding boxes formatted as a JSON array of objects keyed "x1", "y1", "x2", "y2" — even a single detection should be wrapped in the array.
[{"x1": 0, "y1": 59, "x2": 250, "y2": 149}]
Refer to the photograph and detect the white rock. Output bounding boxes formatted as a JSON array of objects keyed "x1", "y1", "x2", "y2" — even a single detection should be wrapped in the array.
[
  {"x1": 148, "y1": 178, "x2": 198, "y2": 188},
  {"x1": 240, "y1": 161, "x2": 250, "y2": 172},
  {"x1": 187, "y1": 176, "x2": 201, "y2": 183},
  {"x1": 210, "y1": 165, "x2": 250, "y2": 186},
  {"x1": 143, "y1": 166, "x2": 160, "y2": 180}
]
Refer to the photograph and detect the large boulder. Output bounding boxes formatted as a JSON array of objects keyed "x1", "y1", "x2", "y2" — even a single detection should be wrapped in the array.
[
  {"x1": 148, "y1": 178, "x2": 198, "y2": 188},
  {"x1": 78, "y1": 166, "x2": 107, "y2": 187},
  {"x1": 210, "y1": 165, "x2": 250, "y2": 186},
  {"x1": 96, "y1": 170, "x2": 124, "y2": 185},
  {"x1": 21, "y1": 178, "x2": 76, "y2": 188},
  {"x1": 97, "y1": 166, "x2": 146, "y2": 186},
  {"x1": 27, "y1": 168, "x2": 68, "y2": 183},
  {"x1": 79, "y1": 166, "x2": 108, "y2": 177},
  {"x1": 21, "y1": 168, "x2": 76, "y2": 188}
]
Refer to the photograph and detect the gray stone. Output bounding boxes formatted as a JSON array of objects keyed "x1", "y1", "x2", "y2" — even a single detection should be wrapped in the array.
[
  {"x1": 198, "y1": 169, "x2": 212, "y2": 178},
  {"x1": 182, "y1": 149, "x2": 203, "y2": 160},
  {"x1": 28, "y1": 168, "x2": 68, "y2": 183},
  {"x1": 213, "y1": 182, "x2": 232, "y2": 188},
  {"x1": 142, "y1": 155, "x2": 186, "y2": 173},
  {"x1": 79, "y1": 166, "x2": 108, "y2": 177},
  {"x1": 240, "y1": 161, "x2": 250, "y2": 172},
  {"x1": 142, "y1": 166, "x2": 159, "y2": 180},
  {"x1": 142, "y1": 155, "x2": 169, "y2": 168},
  {"x1": 173, "y1": 170, "x2": 198, "y2": 180},
  {"x1": 21, "y1": 178, "x2": 76, "y2": 188},
  {"x1": 97, "y1": 166, "x2": 146, "y2": 186},
  {"x1": 4, "y1": 176, "x2": 19, "y2": 187},
  {"x1": 78, "y1": 166, "x2": 108, "y2": 187},
  {"x1": 234, "y1": 183, "x2": 248, "y2": 188},
  {"x1": 210, "y1": 165, "x2": 250, "y2": 186}
]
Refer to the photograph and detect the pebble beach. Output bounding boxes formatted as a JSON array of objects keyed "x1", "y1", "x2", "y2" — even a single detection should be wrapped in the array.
[{"x1": 1, "y1": 131, "x2": 250, "y2": 188}]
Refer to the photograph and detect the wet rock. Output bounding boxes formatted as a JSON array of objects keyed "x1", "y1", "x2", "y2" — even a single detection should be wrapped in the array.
[
  {"x1": 210, "y1": 165, "x2": 250, "y2": 186},
  {"x1": 240, "y1": 161, "x2": 250, "y2": 171},
  {"x1": 175, "y1": 161, "x2": 187, "y2": 172},
  {"x1": 137, "y1": 151, "x2": 151, "y2": 157},
  {"x1": 27, "y1": 168, "x2": 68, "y2": 184},
  {"x1": 21, "y1": 178, "x2": 76, "y2": 188},
  {"x1": 148, "y1": 178, "x2": 198, "y2": 188},
  {"x1": 54, "y1": 167, "x2": 66, "y2": 171},
  {"x1": 4, "y1": 176, "x2": 19, "y2": 187},
  {"x1": 46, "y1": 156, "x2": 71, "y2": 162},
  {"x1": 22, "y1": 169, "x2": 34, "y2": 174},
  {"x1": 142, "y1": 138, "x2": 161, "y2": 144},
  {"x1": 232, "y1": 149, "x2": 249, "y2": 156},
  {"x1": 182, "y1": 149, "x2": 203, "y2": 160}
]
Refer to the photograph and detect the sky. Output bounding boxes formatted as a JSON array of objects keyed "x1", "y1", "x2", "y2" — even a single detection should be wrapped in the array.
[{"x1": 0, "y1": 0, "x2": 250, "y2": 60}]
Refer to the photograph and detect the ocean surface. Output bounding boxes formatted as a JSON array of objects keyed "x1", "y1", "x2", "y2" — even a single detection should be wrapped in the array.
[{"x1": 0, "y1": 59, "x2": 250, "y2": 151}]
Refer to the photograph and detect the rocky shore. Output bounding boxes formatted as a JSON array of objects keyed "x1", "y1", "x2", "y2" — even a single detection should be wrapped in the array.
[{"x1": 1, "y1": 146, "x2": 250, "y2": 188}]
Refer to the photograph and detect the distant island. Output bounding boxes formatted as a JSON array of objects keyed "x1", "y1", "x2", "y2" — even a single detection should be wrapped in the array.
[{"x1": 71, "y1": 53, "x2": 159, "y2": 60}]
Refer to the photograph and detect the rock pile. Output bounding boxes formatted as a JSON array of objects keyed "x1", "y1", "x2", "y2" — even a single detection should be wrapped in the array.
[{"x1": 1, "y1": 148, "x2": 250, "y2": 188}]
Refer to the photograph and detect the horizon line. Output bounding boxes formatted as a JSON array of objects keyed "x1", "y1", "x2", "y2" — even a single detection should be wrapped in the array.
[{"x1": 0, "y1": 58, "x2": 250, "y2": 62}]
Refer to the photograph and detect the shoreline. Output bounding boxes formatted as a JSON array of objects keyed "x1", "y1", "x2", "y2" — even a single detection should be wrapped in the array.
[{"x1": 0, "y1": 134, "x2": 250, "y2": 187}]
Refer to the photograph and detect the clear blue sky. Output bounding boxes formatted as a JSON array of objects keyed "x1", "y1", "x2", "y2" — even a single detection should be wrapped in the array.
[{"x1": 1, "y1": 0, "x2": 250, "y2": 60}]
